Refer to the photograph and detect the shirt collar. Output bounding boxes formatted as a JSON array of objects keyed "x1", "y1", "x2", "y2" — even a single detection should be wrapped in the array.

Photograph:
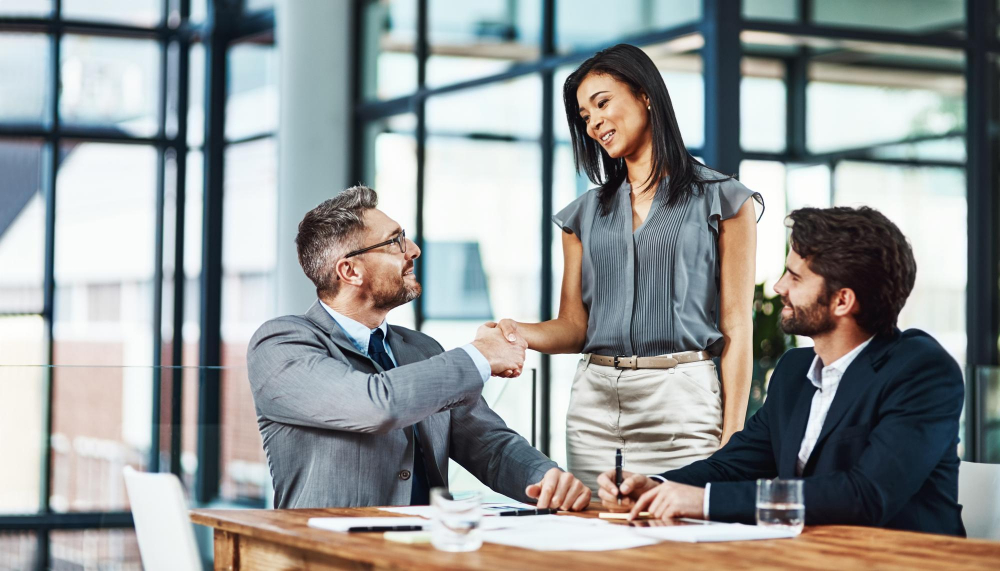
[
  {"x1": 806, "y1": 335, "x2": 876, "y2": 388},
  {"x1": 319, "y1": 300, "x2": 387, "y2": 356}
]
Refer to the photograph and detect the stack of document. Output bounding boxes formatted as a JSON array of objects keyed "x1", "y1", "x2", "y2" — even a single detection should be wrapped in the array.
[{"x1": 309, "y1": 510, "x2": 798, "y2": 551}]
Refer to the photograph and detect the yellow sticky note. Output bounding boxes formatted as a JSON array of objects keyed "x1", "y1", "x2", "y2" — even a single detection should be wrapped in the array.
[{"x1": 383, "y1": 531, "x2": 432, "y2": 544}]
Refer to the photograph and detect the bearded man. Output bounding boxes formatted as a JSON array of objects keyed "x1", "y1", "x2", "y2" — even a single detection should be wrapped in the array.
[
  {"x1": 596, "y1": 206, "x2": 966, "y2": 536},
  {"x1": 247, "y1": 185, "x2": 591, "y2": 510}
]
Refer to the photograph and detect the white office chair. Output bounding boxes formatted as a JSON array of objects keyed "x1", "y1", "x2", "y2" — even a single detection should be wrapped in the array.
[
  {"x1": 122, "y1": 466, "x2": 202, "y2": 571},
  {"x1": 958, "y1": 461, "x2": 1000, "y2": 540}
]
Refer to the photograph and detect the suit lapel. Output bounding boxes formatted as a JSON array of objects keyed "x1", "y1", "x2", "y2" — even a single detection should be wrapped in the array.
[
  {"x1": 780, "y1": 373, "x2": 817, "y2": 477},
  {"x1": 807, "y1": 330, "x2": 900, "y2": 463},
  {"x1": 305, "y1": 300, "x2": 372, "y2": 363}
]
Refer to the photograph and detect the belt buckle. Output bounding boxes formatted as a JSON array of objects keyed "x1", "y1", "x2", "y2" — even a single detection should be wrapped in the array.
[{"x1": 613, "y1": 355, "x2": 626, "y2": 369}]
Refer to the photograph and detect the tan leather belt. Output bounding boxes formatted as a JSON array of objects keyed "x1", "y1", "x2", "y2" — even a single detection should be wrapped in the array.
[{"x1": 585, "y1": 350, "x2": 712, "y2": 370}]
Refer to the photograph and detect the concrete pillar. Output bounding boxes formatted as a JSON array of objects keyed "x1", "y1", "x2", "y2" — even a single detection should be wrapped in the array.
[{"x1": 275, "y1": 0, "x2": 354, "y2": 317}]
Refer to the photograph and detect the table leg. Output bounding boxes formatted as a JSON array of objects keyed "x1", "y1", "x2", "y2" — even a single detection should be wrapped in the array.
[{"x1": 214, "y1": 529, "x2": 239, "y2": 570}]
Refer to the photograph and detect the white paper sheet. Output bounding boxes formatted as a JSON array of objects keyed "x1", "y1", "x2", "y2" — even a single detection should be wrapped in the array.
[
  {"x1": 378, "y1": 501, "x2": 536, "y2": 518},
  {"x1": 481, "y1": 516, "x2": 655, "y2": 552},
  {"x1": 632, "y1": 522, "x2": 798, "y2": 543},
  {"x1": 306, "y1": 517, "x2": 429, "y2": 532}
]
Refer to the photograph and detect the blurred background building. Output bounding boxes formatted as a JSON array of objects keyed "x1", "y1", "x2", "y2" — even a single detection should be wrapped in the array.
[{"x1": 0, "y1": 0, "x2": 997, "y2": 568}]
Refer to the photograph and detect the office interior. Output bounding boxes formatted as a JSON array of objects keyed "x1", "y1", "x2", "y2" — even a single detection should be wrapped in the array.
[{"x1": 0, "y1": 0, "x2": 997, "y2": 568}]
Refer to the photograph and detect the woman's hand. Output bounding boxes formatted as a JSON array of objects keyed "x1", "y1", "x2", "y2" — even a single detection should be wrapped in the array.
[{"x1": 481, "y1": 320, "x2": 524, "y2": 378}]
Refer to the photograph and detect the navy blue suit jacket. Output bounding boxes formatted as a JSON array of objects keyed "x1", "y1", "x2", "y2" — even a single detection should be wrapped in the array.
[{"x1": 660, "y1": 328, "x2": 966, "y2": 536}]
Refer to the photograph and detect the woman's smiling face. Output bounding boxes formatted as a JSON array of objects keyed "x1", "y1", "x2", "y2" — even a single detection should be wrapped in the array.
[{"x1": 576, "y1": 72, "x2": 652, "y2": 160}]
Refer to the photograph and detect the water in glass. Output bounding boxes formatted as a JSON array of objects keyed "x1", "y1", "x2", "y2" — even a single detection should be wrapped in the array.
[
  {"x1": 430, "y1": 488, "x2": 482, "y2": 552},
  {"x1": 756, "y1": 479, "x2": 804, "y2": 535}
]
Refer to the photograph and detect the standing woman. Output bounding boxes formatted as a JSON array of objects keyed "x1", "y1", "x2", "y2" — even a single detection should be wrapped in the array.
[{"x1": 495, "y1": 44, "x2": 761, "y2": 491}]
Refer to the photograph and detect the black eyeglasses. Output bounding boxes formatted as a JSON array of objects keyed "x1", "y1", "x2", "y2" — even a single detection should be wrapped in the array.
[{"x1": 344, "y1": 229, "x2": 407, "y2": 258}]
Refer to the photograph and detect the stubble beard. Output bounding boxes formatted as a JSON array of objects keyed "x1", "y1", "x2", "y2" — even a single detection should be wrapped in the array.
[{"x1": 779, "y1": 293, "x2": 836, "y2": 337}]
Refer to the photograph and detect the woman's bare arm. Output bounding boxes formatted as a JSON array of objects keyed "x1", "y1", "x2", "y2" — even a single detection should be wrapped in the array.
[
  {"x1": 717, "y1": 199, "x2": 757, "y2": 447},
  {"x1": 496, "y1": 231, "x2": 589, "y2": 354}
]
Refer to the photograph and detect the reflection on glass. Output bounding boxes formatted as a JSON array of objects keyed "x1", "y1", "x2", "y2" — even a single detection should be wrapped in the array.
[
  {"x1": 557, "y1": 0, "x2": 700, "y2": 53},
  {"x1": 60, "y1": 35, "x2": 161, "y2": 137},
  {"x1": 188, "y1": 43, "x2": 205, "y2": 147},
  {"x1": 360, "y1": 0, "x2": 417, "y2": 100},
  {"x1": 226, "y1": 42, "x2": 278, "y2": 141},
  {"x1": 0, "y1": 34, "x2": 50, "y2": 125},
  {"x1": 0, "y1": 333, "x2": 46, "y2": 516},
  {"x1": 807, "y1": 65, "x2": 965, "y2": 153},
  {"x1": 49, "y1": 529, "x2": 141, "y2": 569},
  {"x1": 0, "y1": 531, "x2": 37, "y2": 569},
  {"x1": 427, "y1": 75, "x2": 541, "y2": 139},
  {"x1": 0, "y1": 0, "x2": 51, "y2": 16},
  {"x1": 63, "y1": 0, "x2": 162, "y2": 27},
  {"x1": 741, "y1": 75, "x2": 786, "y2": 153},
  {"x1": 52, "y1": 143, "x2": 157, "y2": 512},
  {"x1": 0, "y1": 139, "x2": 46, "y2": 314},
  {"x1": 811, "y1": 0, "x2": 964, "y2": 34},
  {"x1": 426, "y1": 0, "x2": 539, "y2": 88},
  {"x1": 220, "y1": 138, "x2": 277, "y2": 503},
  {"x1": 739, "y1": 161, "x2": 786, "y2": 291},
  {"x1": 743, "y1": 0, "x2": 798, "y2": 22},
  {"x1": 833, "y1": 162, "x2": 966, "y2": 370},
  {"x1": 364, "y1": 116, "x2": 417, "y2": 328}
]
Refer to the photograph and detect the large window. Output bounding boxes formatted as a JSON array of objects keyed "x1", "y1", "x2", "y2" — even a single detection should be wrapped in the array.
[
  {"x1": 0, "y1": 2, "x2": 277, "y2": 567},
  {"x1": 356, "y1": 0, "x2": 999, "y2": 473}
]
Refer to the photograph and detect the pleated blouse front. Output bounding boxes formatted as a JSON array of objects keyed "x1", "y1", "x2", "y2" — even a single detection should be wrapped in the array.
[{"x1": 553, "y1": 170, "x2": 761, "y2": 358}]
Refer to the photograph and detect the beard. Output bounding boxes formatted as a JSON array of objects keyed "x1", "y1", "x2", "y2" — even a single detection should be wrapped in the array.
[
  {"x1": 370, "y1": 264, "x2": 422, "y2": 311},
  {"x1": 779, "y1": 292, "x2": 835, "y2": 336}
]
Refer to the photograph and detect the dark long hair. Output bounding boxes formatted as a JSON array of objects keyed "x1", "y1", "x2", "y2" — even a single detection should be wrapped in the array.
[{"x1": 563, "y1": 43, "x2": 727, "y2": 215}]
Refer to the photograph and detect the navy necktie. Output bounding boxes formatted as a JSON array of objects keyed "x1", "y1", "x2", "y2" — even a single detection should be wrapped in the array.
[{"x1": 368, "y1": 329, "x2": 430, "y2": 505}]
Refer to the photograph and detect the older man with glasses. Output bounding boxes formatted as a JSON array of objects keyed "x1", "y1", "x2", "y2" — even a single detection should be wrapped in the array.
[{"x1": 246, "y1": 185, "x2": 591, "y2": 511}]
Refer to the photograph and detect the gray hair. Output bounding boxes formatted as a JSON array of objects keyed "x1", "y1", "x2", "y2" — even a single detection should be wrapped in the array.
[{"x1": 295, "y1": 185, "x2": 378, "y2": 295}]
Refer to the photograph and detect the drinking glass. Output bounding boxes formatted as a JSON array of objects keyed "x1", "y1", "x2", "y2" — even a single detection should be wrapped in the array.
[
  {"x1": 430, "y1": 488, "x2": 482, "y2": 552},
  {"x1": 755, "y1": 478, "x2": 805, "y2": 535}
]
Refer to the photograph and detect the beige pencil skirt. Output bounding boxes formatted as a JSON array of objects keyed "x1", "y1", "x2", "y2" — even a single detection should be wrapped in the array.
[{"x1": 566, "y1": 358, "x2": 724, "y2": 494}]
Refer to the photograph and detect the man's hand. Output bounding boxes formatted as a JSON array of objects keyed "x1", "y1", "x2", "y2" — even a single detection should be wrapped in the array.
[
  {"x1": 471, "y1": 323, "x2": 527, "y2": 377},
  {"x1": 481, "y1": 320, "x2": 526, "y2": 378},
  {"x1": 525, "y1": 468, "x2": 591, "y2": 511},
  {"x1": 596, "y1": 470, "x2": 660, "y2": 510},
  {"x1": 628, "y1": 480, "x2": 706, "y2": 521}
]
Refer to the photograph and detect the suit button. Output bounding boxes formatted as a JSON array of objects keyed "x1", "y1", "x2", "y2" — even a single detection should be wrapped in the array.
[{"x1": 399, "y1": 470, "x2": 411, "y2": 481}]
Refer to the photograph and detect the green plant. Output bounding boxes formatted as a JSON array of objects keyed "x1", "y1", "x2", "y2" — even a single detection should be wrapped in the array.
[{"x1": 748, "y1": 283, "x2": 796, "y2": 417}]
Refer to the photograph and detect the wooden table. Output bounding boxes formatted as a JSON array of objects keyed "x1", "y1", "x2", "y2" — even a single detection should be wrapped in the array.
[{"x1": 191, "y1": 507, "x2": 1000, "y2": 570}]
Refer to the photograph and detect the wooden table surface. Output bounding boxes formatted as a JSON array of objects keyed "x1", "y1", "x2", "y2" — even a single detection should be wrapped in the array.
[{"x1": 191, "y1": 506, "x2": 1000, "y2": 570}]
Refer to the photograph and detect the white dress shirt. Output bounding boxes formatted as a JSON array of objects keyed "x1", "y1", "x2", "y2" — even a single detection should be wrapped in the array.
[
  {"x1": 319, "y1": 301, "x2": 491, "y2": 382},
  {"x1": 795, "y1": 336, "x2": 874, "y2": 475}
]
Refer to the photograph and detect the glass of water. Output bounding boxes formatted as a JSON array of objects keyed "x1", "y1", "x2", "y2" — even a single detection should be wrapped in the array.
[
  {"x1": 430, "y1": 488, "x2": 482, "y2": 552},
  {"x1": 756, "y1": 478, "x2": 805, "y2": 535}
]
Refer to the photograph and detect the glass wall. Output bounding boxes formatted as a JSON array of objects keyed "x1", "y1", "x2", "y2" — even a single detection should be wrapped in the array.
[
  {"x1": 357, "y1": 0, "x2": 995, "y2": 471},
  {"x1": 0, "y1": 1, "x2": 278, "y2": 566}
]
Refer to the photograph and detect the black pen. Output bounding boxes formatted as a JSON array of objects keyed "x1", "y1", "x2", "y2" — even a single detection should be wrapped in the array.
[
  {"x1": 616, "y1": 448, "x2": 623, "y2": 504},
  {"x1": 496, "y1": 508, "x2": 559, "y2": 517},
  {"x1": 347, "y1": 525, "x2": 425, "y2": 532}
]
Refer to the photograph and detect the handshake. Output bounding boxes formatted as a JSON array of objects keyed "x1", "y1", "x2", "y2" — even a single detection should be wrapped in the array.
[{"x1": 469, "y1": 319, "x2": 527, "y2": 378}]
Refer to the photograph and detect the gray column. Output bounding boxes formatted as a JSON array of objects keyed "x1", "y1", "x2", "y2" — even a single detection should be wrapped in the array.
[{"x1": 275, "y1": 0, "x2": 354, "y2": 317}]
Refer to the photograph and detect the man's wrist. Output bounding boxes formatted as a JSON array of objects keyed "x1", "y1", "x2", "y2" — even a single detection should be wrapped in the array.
[{"x1": 460, "y1": 343, "x2": 491, "y2": 383}]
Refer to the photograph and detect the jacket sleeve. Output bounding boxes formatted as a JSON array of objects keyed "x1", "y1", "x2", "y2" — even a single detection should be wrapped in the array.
[
  {"x1": 448, "y1": 397, "x2": 557, "y2": 503},
  {"x1": 246, "y1": 318, "x2": 485, "y2": 434},
  {"x1": 706, "y1": 349, "x2": 963, "y2": 525}
]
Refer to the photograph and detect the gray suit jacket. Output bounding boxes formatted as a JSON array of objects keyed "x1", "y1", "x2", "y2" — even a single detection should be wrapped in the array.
[{"x1": 246, "y1": 301, "x2": 557, "y2": 508}]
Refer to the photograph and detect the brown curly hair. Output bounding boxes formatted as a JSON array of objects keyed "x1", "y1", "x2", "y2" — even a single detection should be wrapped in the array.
[{"x1": 786, "y1": 206, "x2": 916, "y2": 336}]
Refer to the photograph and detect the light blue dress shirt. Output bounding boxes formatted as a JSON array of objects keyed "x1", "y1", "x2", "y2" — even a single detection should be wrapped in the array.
[{"x1": 319, "y1": 301, "x2": 491, "y2": 383}]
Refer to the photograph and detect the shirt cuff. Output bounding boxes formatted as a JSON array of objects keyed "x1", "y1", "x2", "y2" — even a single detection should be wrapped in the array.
[
  {"x1": 648, "y1": 475, "x2": 666, "y2": 484},
  {"x1": 460, "y1": 344, "x2": 491, "y2": 383},
  {"x1": 703, "y1": 483, "x2": 711, "y2": 519}
]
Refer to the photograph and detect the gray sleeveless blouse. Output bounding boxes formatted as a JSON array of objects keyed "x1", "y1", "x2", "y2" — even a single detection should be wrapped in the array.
[{"x1": 553, "y1": 171, "x2": 762, "y2": 357}]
